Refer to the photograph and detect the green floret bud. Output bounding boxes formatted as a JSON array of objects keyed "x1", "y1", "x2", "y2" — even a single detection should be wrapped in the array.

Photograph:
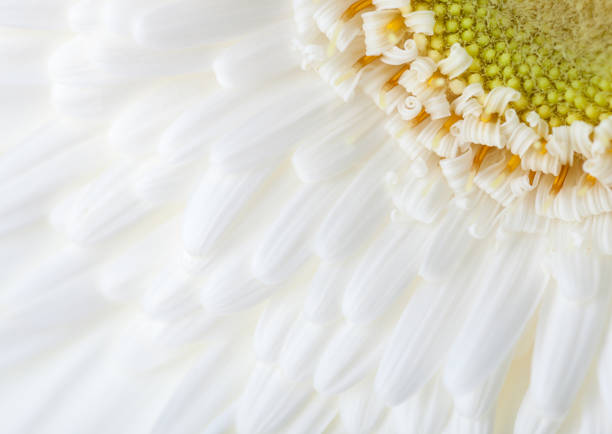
[
  {"x1": 449, "y1": 3, "x2": 462, "y2": 15},
  {"x1": 482, "y1": 48, "x2": 496, "y2": 62},
  {"x1": 461, "y1": 17, "x2": 473, "y2": 28}
]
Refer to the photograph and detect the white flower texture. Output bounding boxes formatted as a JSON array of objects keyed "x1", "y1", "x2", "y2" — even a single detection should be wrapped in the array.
[{"x1": 1, "y1": 1, "x2": 612, "y2": 434}]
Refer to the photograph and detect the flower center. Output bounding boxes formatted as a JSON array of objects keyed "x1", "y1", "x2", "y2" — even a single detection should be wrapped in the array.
[{"x1": 425, "y1": 0, "x2": 612, "y2": 126}]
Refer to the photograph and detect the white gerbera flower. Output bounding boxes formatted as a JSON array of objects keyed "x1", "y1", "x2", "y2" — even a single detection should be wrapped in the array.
[{"x1": 1, "y1": 1, "x2": 612, "y2": 434}]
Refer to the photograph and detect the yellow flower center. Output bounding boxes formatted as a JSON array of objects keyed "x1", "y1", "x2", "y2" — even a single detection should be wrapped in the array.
[{"x1": 424, "y1": 0, "x2": 612, "y2": 126}]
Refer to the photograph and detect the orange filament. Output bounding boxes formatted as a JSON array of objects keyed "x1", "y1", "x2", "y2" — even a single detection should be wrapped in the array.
[
  {"x1": 550, "y1": 165, "x2": 569, "y2": 195},
  {"x1": 409, "y1": 109, "x2": 430, "y2": 127},
  {"x1": 472, "y1": 146, "x2": 490, "y2": 173},
  {"x1": 427, "y1": 72, "x2": 446, "y2": 89},
  {"x1": 578, "y1": 173, "x2": 598, "y2": 196},
  {"x1": 534, "y1": 140, "x2": 548, "y2": 155},
  {"x1": 352, "y1": 54, "x2": 381, "y2": 70},
  {"x1": 382, "y1": 64, "x2": 410, "y2": 92},
  {"x1": 441, "y1": 114, "x2": 462, "y2": 131},
  {"x1": 386, "y1": 15, "x2": 405, "y2": 33},
  {"x1": 432, "y1": 114, "x2": 462, "y2": 149},
  {"x1": 505, "y1": 154, "x2": 521, "y2": 173},
  {"x1": 585, "y1": 174, "x2": 598, "y2": 186},
  {"x1": 341, "y1": 0, "x2": 373, "y2": 21},
  {"x1": 480, "y1": 111, "x2": 499, "y2": 123},
  {"x1": 528, "y1": 171, "x2": 536, "y2": 185}
]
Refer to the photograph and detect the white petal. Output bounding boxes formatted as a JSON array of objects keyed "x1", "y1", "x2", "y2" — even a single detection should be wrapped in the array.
[
  {"x1": 213, "y1": 20, "x2": 299, "y2": 88},
  {"x1": 254, "y1": 292, "x2": 304, "y2": 363},
  {"x1": 108, "y1": 78, "x2": 210, "y2": 156},
  {"x1": 98, "y1": 218, "x2": 181, "y2": 302},
  {"x1": 0, "y1": 28, "x2": 64, "y2": 84},
  {"x1": 342, "y1": 223, "x2": 422, "y2": 323},
  {"x1": 200, "y1": 256, "x2": 278, "y2": 314},
  {"x1": 92, "y1": 34, "x2": 217, "y2": 79},
  {"x1": 151, "y1": 342, "x2": 253, "y2": 434},
  {"x1": 420, "y1": 205, "x2": 479, "y2": 281},
  {"x1": 376, "y1": 265, "x2": 480, "y2": 405},
  {"x1": 284, "y1": 394, "x2": 337, "y2": 434},
  {"x1": 0, "y1": 0, "x2": 73, "y2": 30},
  {"x1": 50, "y1": 163, "x2": 153, "y2": 245},
  {"x1": 548, "y1": 248, "x2": 609, "y2": 301},
  {"x1": 444, "y1": 236, "x2": 548, "y2": 395},
  {"x1": 316, "y1": 143, "x2": 406, "y2": 260},
  {"x1": 279, "y1": 318, "x2": 335, "y2": 381},
  {"x1": 182, "y1": 167, "x2": 272, "y2": 257},
  {"x1": 303, "y1": 259, "x2": 354, "y2": 324},
  {"x1": 134, "y1": 0, "x2": 291, "y2": 48},
  {"x1": 236, "y1": 364, "x2": 311, "y2": 434},
  {"x1": 210, "y1": 80, "x2": 334, "y2": 172},
  {"x1": 0, "y1": 135, "x2": 109, "y2": 234},
  {"x1": 141, "y1": 267, "x2": 201, "y2": 322},
  {"x1": 517, "y1": 287, "x2": 611, "y2": 429},
  {"x1": 314, "y1": 323, "x2": 385, "y2": 394},
  {"x1": 253, "y1": 181, "x2": 345, "y2": 284},
  {"x1": 391, "y1": 377, "x2": 453, "y2": 434},
  {"x1": 292, "y1": 102, "x2": 385, "y2": 183},
  {"x1": 339, "y1": 379, "x2": 387, "y2": 434}
]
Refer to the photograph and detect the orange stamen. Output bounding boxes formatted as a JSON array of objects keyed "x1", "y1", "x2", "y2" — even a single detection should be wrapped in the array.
[
  {"x1": 352, "y1": 54, "x2": 381, "y2": 70},
  {"x1": 550, "y1": 165, "x2": 569, "y2": 195},
  {"x1": 472, "y1": 146, "x2": 490, "y2": 173},
  {"x1": 341, "y1": 0, "x2": 373, "y2": 21},
  {"x1": 382, "y1": 64, "x2": 410, "y2": 92}
]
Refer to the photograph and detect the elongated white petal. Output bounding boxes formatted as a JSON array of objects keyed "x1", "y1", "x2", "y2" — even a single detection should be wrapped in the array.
[
  {"x1": 214, "y1": 21, "x2": 299, "y2": 88},
  {"x1": 236, "y1": 364, "x2": 311, "y2": 434},
  {"x1": 339, "y1": 379, "x2": 387, "y2": 434},
  {"x1": 0, "y1": 85, "x2": 53, "y2": 150},
  {"x1": 598, "y1": 322, "x2": 612, "y2": 414},
  {"x1": 444, "y1": 236, "x2": 548, "y2": 395},
  {"x1": 183, "y1": 167, "x2": 272, "y2": 257},
  {"x1": 314, "y1": 323, "x2": 385, "y2": 394},
  {"x1": 420, "y1": 205, "x2": 479, "y2": 281},
  {"x1": 2, "y1": 245, "x2": 98, "y2": 304},
  {"x1": 316, "y1": 143, "x2": 406, "y2": 260},
  {"x1": 49, "y1": 36, "x2": 134, "y2": 87},
  {"x1": 279, "y1": 318, "x2": 335, "y2": 381},
  {"x1": 254, "y1": 292, "x2": 304, "y2": 363},
  {"x1": 292, "y1": 101, "x2": 384, "y2": 183},
  {"x1": 516, "y1": 288, "x2": 611, "y2": 431},
  {"x1": 134, "y1": 0, "x2": 291, "y2": 48},
  {"x1": 0, "y1": 136, "x2": 109, "y2": 234},
  {"x1": 92, "y1": 35, "x2": 217, "y2": 79},
  {"x1": 141, "y1": 267, "x2": 201, "y2": 322},
  {"x1": 52, "y1": 82, "x2": 144, "y2": 120},
  {"x1": 284, "y1": 394, "x2": 337, "y2": 434},
  {"x1": 151, "y1": 342, "x2": 253, "y2": 434},
  {"x1": 102, "y1": 0, "x2": 172, "y2": 37},
  {"x1": 68, "y1": 0, "x2": 103, "y2": 33},
  {"x1": 343, "y1": 223, "x2": 423, "y2": 323},
  {"x1": 376, "y1": 263, "x2": 480, "y2": 405},
  {"x1": 109, "y1": 78, "x2": 210, "y2": 156},
  {"x1": 98, "y1": 218, "x2": 181, "y2": 302},
  {"x1": 303, "y1": 259, "x2": 354, "y2": 324},
  {"x1": 0, "y1": 120, "x2": 93, "y2": 183},
  {"x1": 200, "y1": 256, "x2": 278, "y2": 314},
  {"x1": 0, "y1": 28, "x2": 65, "y2": 84},
  {"x1": 0, "y1": 0, "x2": 73, "y2": 30},
  {"x1": 548, "y1": 249, "x2": 609, "y2": 301},
  {"x1": 391, "y1": 377, "x2": 453, "y2": 434},
  {"x1": 253, "y1": 181, "x2": 345, "y2": 284},
  {"x1": 210, "y1": 80, "x2": 334, "y2": 172},
  {"x1": 576, "y1": 381, "x2": 612, "y2": 434},
  {"x1": 50, "y1": 162, "x2": 154, "y2": 245}
]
